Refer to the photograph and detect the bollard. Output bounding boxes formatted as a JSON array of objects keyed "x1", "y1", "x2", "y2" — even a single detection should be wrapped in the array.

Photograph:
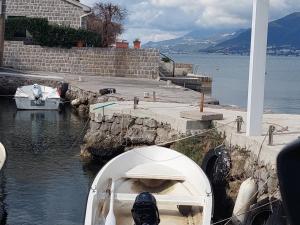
[
  {"x1": 236, "y1": 116, "x2": 243, "y2": 133},
  {"x1": 200, "y1": 93, "x2": 204, "y2": 112},
  {"x1": 153, "y1": 91, "x2": 156, "y2": 102},
  {"x1": 268, "y1": 125, "x2": 276, "y2": 146},
  {"x1": 133, "y1": 97, "x2": 139, "y2": 109}
]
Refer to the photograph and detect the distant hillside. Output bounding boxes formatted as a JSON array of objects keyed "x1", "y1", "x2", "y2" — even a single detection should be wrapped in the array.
[
  {"x1": 205, "y1": 12, "x2": 300, "y2": 55},
  {"x1": 143, "y1": 28, "x2": 244, "y2": 53}
]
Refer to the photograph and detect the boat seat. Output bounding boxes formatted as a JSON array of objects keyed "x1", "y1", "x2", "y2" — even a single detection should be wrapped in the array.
[
  {"x1": 124, "y1": 163, "x2": 186, "y2": 181},
  {"x1": 114, "y1": 193, "x2": 204, "y2": 206},
  {"x1": 98, "y1": 193, "x2": 205, "y2": 206}
]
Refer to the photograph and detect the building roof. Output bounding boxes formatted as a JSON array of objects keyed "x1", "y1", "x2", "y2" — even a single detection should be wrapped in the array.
[{"x1": 64, "y1": 0, "x2": 91, "y2": 12}]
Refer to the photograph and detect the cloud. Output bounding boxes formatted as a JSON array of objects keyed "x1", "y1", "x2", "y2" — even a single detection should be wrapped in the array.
[{"x1": 81, "y1": 0, "x2": 300, "y2": 42}]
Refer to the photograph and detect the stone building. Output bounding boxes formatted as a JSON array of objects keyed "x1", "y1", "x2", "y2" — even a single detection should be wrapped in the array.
[{"x1": 5, "y1": 0, "x2": 91, "y2": 29}]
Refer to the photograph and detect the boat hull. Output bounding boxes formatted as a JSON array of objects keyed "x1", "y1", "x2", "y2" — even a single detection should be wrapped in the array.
[
  {"x1": 15, "y1": 97, "x2": 60, "y2": 110},
  {"x1": 0, "y1": 143, "x2": 6, "y2": 170},
  {"x1": 84, "y1": 146, "x2": 213, "y2": 225}
]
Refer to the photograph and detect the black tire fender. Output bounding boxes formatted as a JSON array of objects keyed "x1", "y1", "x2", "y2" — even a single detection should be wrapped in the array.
[
  {"x1": 244, "y1": 198, "x2": 286, "y2": 225},
  {"x1": 201, "y1": 146, "x2": 231, "y2": 185}
]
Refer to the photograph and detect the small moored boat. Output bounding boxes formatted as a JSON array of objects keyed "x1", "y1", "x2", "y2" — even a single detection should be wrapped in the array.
[
  {"x1": 14, "y1": 84, "x2": 61, "y2": 110},
  {"x1": 0, "y1": 143, "x2": 6, "y2": 170},
  {"x1": 84, "y1": 146, "x2": 213, "y2": 225}
]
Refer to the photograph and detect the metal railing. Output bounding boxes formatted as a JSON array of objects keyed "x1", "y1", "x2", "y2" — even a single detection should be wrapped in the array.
[{"x1": 159, "y1": 52, "x2": 175, "y2": 77}]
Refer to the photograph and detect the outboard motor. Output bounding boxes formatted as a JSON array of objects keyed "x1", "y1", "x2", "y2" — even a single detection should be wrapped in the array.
[
  {"x1": 32, "y1": 84, "x2": 42, "y2": 100},
  {"x1": 131, "y1": 192, "x2": 160, "y2": 225}
]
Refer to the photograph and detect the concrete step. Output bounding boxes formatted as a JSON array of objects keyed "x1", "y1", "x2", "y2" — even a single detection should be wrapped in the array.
[{"x1": 180, "y1": 111, "x2": 223, "y2": 121}]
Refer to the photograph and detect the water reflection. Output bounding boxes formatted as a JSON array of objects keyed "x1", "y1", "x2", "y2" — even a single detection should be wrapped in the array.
[
  {"x1": 0, "y1": 98, "x2": 102, "y2": 225},
  {"x1": 0, "y1": 174, "x2": 7, "y2": 225}
]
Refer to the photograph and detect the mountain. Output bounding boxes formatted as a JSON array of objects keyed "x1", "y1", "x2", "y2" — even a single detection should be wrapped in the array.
[
  {"x1": 205, "y1": 12, "x2": 300, "y2": 55},
  {"x1": 143, "y1": 28, "x2": 245, "y2": 53}
]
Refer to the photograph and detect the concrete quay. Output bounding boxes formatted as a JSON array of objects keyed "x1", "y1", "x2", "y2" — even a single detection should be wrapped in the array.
[
  {"x1": 208, "y1": 107, "x2": 300, "y2": 165},
  {"x1": 91, "y1": 101, "x2": 300, "y2": 165},
  {"x1": 90, "y1": 101, "x2": 214, "y2": 134},
  {"x1": 0, "y1": 68, "x2": 218, "y2": 104}
]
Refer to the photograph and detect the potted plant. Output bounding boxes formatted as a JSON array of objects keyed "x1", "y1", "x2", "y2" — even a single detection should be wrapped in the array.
[{"x1": 133, "y1": 38, "x2": 141, "y2": 49}]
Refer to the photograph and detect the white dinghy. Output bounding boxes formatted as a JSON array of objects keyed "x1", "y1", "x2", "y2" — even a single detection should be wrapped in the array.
[
  {"x1": 0, "y1": 143, "x2": 6, "y2": 170},
  {"x1": 84, "y1": 146, "x2": 213, "y2": 225},
  {"x1": 14, "y1": 84, "x2": 61, "y2": 110}
]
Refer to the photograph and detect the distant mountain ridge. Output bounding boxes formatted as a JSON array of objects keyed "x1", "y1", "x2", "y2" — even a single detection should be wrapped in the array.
[
  {"x1": 143, "y1": 28, "x2": 245, "y2": 53},
  {"x1": 205, "y1": 12, "x2": 300, "y2": 54},
  {"x1": 144, "y1": 12, "x2": 300, "y2": 56}
]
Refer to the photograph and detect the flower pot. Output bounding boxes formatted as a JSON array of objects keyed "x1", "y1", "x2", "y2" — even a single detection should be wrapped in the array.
[
  {"x1": 76, "y1": 40, "x2": 85, "y2": 48},
  {"x1": 116, "y1": 41, "x2": 129, "y2": 49},
  {"x1": 133, "y1": 40, "x2": 141, "y2": 49}
]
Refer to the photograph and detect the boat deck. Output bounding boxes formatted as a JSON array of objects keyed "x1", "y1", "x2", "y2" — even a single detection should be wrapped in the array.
[{"x1": 97, "y1": 178, "x2": 203, "y2": 225}]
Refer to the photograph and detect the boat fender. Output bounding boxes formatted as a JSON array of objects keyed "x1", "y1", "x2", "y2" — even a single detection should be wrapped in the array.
[
  {"x1": 201, "y1": 146, "x2": 231, "y2": 185},
  {"x1": 232, "y1": 178, "x2": 258, "y2": 225},
  {"x1": 57, "y1": 82, "x2": 69, "y2": 98}
]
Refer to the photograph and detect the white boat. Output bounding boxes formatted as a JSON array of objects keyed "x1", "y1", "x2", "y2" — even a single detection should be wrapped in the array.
[
  {"x1": 0, "y1": 143, "x2": 6, "y2": 170},
  {"x1": 14, "y1": 84, "x2": 61, "y2": 110},
  {"x1": 84, "y1": 146, "x2": 213, "y2": 225}
]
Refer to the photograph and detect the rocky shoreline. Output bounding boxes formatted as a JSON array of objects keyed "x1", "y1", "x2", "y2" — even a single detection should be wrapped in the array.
[{"x1": 81, "y1": 113, "x2": 179, "y2": 158}]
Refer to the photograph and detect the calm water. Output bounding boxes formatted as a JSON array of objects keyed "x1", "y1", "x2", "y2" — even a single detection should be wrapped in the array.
[
  {"x1": 171, "y1": 53, "x2": 300, "y2": 114},
  {"x1": 0, "y1": 98, "x2": 102, "y2": 225}
]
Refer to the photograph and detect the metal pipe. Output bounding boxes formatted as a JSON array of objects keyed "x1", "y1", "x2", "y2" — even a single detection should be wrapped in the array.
[
  {"x1": 153, "y1": 91, "x2": 156, "y2": 102},
  {"x1": 134, "y1": 97, "x2": 139, "y2": 109},
  {"x1": 236, "y1": 116, "x2": 243, "y2": 133},
  {"x1": 200, "y1": 93, "x2": 204, "y2": 112},
  {"x1": 268, "y1": 125, "x2": 276, "y2": 145}
]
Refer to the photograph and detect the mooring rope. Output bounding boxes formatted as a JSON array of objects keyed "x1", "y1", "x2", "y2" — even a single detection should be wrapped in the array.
[
  {"x1": 210, "y1": 198, "x2": 280, "y2": 225},
  {"x1": 222, "y1": 175, "x2": 274, "y2": 225},
  {"x1": 69, "y1": 118, "x2": 91, "y2": 153},
  {"x1": 157, "y1": 120, "x2": 236, "y2": 146}
]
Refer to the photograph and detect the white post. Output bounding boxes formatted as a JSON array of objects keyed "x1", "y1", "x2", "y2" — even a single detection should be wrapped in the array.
[{"x1": 246, "y1": 0, "x2": 270, "y2": 136}]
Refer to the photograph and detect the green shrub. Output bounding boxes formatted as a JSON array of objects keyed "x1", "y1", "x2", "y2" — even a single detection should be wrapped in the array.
[
  {"x1": 5, "y1": 17, "x2": 102, "y2": 48},
  {"x1": 161, "y1": 57, "x2": 171, "y2": 63}
]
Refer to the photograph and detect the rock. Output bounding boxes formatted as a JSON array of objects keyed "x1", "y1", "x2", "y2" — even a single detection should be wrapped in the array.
[
  {"x1": 95, "y1": 96, "x2": 109, "y2": 103},
  {"x1": 90, "y1": 121, "x2": 101, "y2": 132},
  {"x1": 84, "y1": 131, "x2": 106, "y2": 145},
  {"x1": 78, "y1": 104, "x2": 89, "y2": 116},
  {"x1": 126, "y1": 125, "x2": 157, "y2": 145},
  {"x1": 111, "y1": 120, "x2": 122, "y2": 135},
  {"x1": 100, "y1": 122, "x2": 112, "y2": 133},
  {"x1": 80, "y1": 145, "x2": 92, "y2": 158},
  {"x1": 230, "y1": 150, "x2": 250, "y2": 178},
  {"x1": 155, "y1": 128, "x2": 170, "y2": 144},
  {"x1": 87, "y1": 135, "x2": 125, "y2": 158},
  {"x1": 135, "y1": 118, "x2": 144, "y2": 125},
  {"x1": 144, "y1": 118, "x2": 158, "y2": 128},
  {"x1": 122, "y1": 116, "x2": 135, "y2": 128},
  {"x1": 227, "y1": 180, "x2": 243, "y2": 202},
  {"x1": 71, "y1": 98, "x2": 81, "y2": 107},
  {"x1": 79, "y1": 97, "x2": 88, "y2": 105}
]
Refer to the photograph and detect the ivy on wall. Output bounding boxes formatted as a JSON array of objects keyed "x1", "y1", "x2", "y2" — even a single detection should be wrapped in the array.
[{"x1": 5, "y1": 17, "x2": 102, "y2": 48}]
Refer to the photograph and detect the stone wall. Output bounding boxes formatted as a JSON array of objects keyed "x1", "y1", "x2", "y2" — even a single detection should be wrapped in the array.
[
  {"x1": 175, "y1": 63, "x2": 193, "y2": 76},
  {"x1": 0, "y1": 73, "x2": 62, "y2": 95},
  {"x1": 160, "y1": 62, "x2": 193, "y2": 77},
  {"x1": 81, "y1": 113, "x2": 179, "y2": 158},
  {"x1": 5, "y1": 0, "x2": 90, "y2": 29},
  {"x1": 3, "y1": 41, "x2": 160, "y2": 78}
]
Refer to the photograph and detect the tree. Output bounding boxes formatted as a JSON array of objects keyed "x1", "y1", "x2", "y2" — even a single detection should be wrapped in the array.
[{"x1": 90, "y1": 2, "x2": 127, "y2": 47}]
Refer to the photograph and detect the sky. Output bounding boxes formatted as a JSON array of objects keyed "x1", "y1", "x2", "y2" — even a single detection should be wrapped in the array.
[{"x1": 81, "y1": 0, "x2": 300, "y2": 43}]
